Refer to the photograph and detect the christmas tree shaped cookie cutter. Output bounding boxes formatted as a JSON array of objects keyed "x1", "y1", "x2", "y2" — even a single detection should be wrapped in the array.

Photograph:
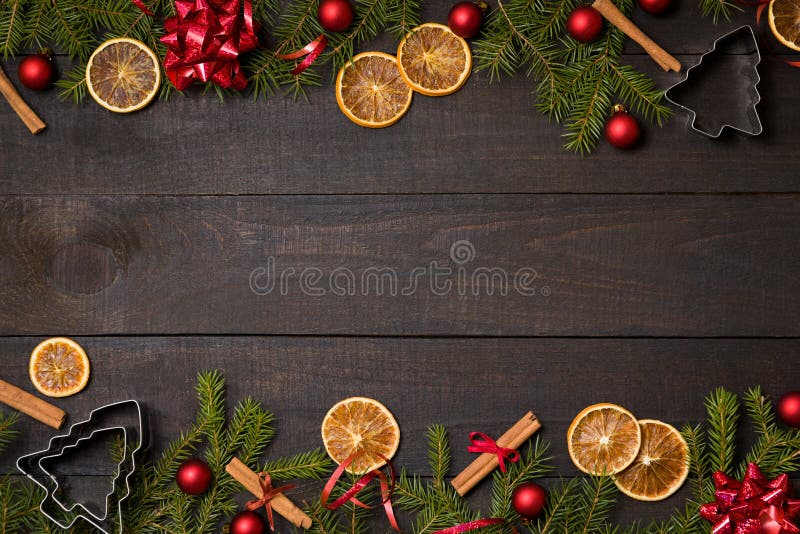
[
  {"x1": 16, "y1": 400, "x2": 147, "y2": 534},
  {"x1": 665, "y1": 25, "x2": 763, "y2": 138}
]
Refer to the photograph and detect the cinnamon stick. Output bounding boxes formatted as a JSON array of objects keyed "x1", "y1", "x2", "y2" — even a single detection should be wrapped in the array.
[
  {"x1": 0, "y1": 64, "x2": 46, "y2": 134},
  {"x1": 226, "y1": 457, "x2": 313, "y2": 529},
  {"x1": 451, "y1": 412, "x2": 541, "y2": 496},
  {"x1": 0, "y1": 379, "x2": 66, "y2": 429},
  {"x1": 591, "y1": 0, "x2": 681, "y2": 72}
]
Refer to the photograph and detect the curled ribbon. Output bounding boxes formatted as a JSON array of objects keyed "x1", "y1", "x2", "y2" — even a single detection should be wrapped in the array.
[
  {"x1": 131, "y1": 0, "x2": 154, "y2": 16},
  {"x1": 467, "y1": 432, "x2": 521, "y2": 473},
  {"x1": 699, "y1": 463, "x2": 800, "y2": 534},
  {"x1": 275, "y1": 34, "x2": 328, "y2": 76},
  {"x1": 246, "y1": 472, "x2": 296, "y2": 531},
  {"x1": 434, "y1": 518, "x2": 517, "y2": 534},
  {"x1": 160, "y1": 0, "x2": 259, "y2": 90},
  {"x1": 321, "y1": 453, "x2": 400, "y2": 531}
]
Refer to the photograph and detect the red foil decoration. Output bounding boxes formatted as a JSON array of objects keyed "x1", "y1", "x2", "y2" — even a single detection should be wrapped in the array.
[
  {"x1": 160, "y1": 0, "x2": 258, "y2": 90},
  {"x1": 275, "y1": 34, "x2": 328, "y2": 76},
  {"x1": 245, "y1": 472, "x2": 296, "y2": 531},
  {"x1": 321, "y1": 453, "x2": 400, "y2": 531},
  {"x1": 467, "y1": 432, "x2": 521, "y2": 473},
  {"x1": 699, "y1": 463, "x2": 800, "y2": 534}
]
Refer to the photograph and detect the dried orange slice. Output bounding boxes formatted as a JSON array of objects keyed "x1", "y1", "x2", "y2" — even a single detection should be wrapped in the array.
[
  {"x1": 321, "y1": 397, "x2": 400, "y2": 474},
  {"x1": 769, "y1": 0, "x2": 800, "y2": 51},
  {"x1": 396, "y1": 23, "x2": 471, "y2": 96},
  {"x1": 567, "y1": 403, "x2": 641, "y2": 475},
  {"x1": 335, "y1": 52, "x2": 413, "y2": 128},
  {"x1": 614, "y1": 420, "x2": 689, "y2": 501},
  {"x1": 86, "y1": 38, "x2": 160, "y2": 113},
  {"x1": 29, "y1": 337, "x2": 90, "y2": 398}
]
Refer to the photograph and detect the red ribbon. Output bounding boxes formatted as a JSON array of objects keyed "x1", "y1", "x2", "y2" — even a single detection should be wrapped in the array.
[
  {"x1": 699, "y1": 463, "x2": 800, "y2": 534},
  {"x1": 275, "y1": 34, "x2": 328, "y2": 76},
  {"x1": 160, "y1": 0, "x2": 259, "y2": 90},
  {"x1": 434, "y1": 518, "x2": 517, "y2": 534},
  {"x1": 321, "y1": 453, "x2": 400, "y2": 531},
  {"x1": 131, "y1": 0, "x2": 155, "y2": 16},
  {"x1": 467, "y1": 432, "x2": 520, "y2": 473},
  {"x1": 245, "y1": 472, "x2": 296, "y2": 531}
]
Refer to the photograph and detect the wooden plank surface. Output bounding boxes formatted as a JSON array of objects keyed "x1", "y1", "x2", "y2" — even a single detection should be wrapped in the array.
[{"x1": 1, "y1": 194, "x2": 799, "y2": 336}]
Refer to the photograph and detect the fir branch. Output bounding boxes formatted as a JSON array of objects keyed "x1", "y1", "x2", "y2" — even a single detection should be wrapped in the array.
[
  {"x1": 49, "y1": 0, "x2": 96, "y2": 60},
  {"x1": 386, "y1": 0, "x2": 421, "y2": 39},
  {"x1": 0, "y1": 0, "x2": 26, "y2": 58},
  {"x1": 741, "y1": 387, "x2": 800, "y2": 478},
  {"x1": 0, "y1": 410, "x2": 20, "y2": 455},
  {"x1": 489, "y1": 437, "x2": 553, "y2": 520},
  {"x1": 55, "y1": 63, "x2": 87, "y2": 103},
  {"x1": 698, "y1": 0, "x2": 741, "y2": 22},
  {"x1": 325, "y1": 0, "x2": 391, "y2": 73},
  {"x1": 307, "y1": 500, "x2": 347, "y2": 534},
  {"x1": 22, "y1": 0, "x2": 51, "y2": 49},
  {"x1": 573, "y1": 476, "x2": 617, "y2": 534},
  {"x1": 528, "y1": 477, "x2": 579, "y2": 534},
  {"x1": 260, "y1": 449, "x2": 333, "y2": 480},
  {"x1": 427, "y1": 424, "x2": 451, "y2": 488},
  {"x1": 704, "y1": 387, "x2": 739, "y2": 474}
]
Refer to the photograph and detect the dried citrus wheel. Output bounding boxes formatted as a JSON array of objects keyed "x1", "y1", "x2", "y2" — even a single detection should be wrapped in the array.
[
  {"x1": 396, "y1": 23, "x2": 472, "y2": 96},
  {"x1": 335, "y1": 52, "x2": 413, "y2": 128},
  {"x1": 29, "y1": 337, "x2": 90, "y2": 398},
  {"x1": 613, "y1": 420, "x2": 689, "y2": 501},
  {"x1": 86, "y1": 38, "x2": 160, "y2": 113},
  {"x1": 321, "y1": 397, "x2": 400, "y2": 474},
  {"x1": 769, "y1": 0, "x2": 800, "y2": 51},
  {"x1": 567, "y1": 403, "x2": 641, "y2": 475}
]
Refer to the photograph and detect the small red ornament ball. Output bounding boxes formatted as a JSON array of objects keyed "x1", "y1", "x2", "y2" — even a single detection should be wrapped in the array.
[
  {"x1": 566, "y1": 6, "x2": 603, "y2": 43},
  {"x1": 637, "y1": 0, "x2": 672, "y2": 14},
  {"x1": 18, "y1": 53, "x2": 55, "y2": 91},
  {"x1": 318, "y1": 0, "x2": 354, "y2": 32},
  {"x1": 229, "y1": 511, "x2": 265, "y2": 534},
  {"x1": 176, "y1": 458, "x2": 213, "y2": 495},
  {"x1": 448, "y1": 1, "x2": 487, "y2": 38},
  {"x1": 512, "y1": 481, "x2": 547, "y2": 520},
  {"x1": 604, "y1": 106, "x2": 641, "y2": 149},
  {"x1": 777, "y1": 391, "x2": 800, "y2": 428}
]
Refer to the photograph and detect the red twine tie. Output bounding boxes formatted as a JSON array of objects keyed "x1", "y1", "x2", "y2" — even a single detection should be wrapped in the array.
[
  {"x1": 434, "y1": 518, "x2": 517, "y2": 534},
  {"x1": 160, "y1": 0, "x2": 259, "y2": 90},
  {"x1": 246, "y1": 472, "x2": 296, "y2": 531},
  {"x1": 131, "y1": 0, "x2": 154, "y2": 16},
  {"x1": 321, "y1": 453, "x2": 400, "y2": 531},
  {"x1": 467, "y1": 432, "x2": 520, "y2": 473},
  {"x1": 275, "y1": 34, "x2": 328, "y2": 76}
]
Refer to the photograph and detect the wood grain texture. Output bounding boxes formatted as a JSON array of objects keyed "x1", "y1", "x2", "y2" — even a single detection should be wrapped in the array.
[{"x1": 1, "y1": 195, "x2": 799, "y2": 336}]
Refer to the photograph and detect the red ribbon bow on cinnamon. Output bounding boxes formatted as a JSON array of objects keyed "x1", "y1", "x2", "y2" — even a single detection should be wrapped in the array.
[
  {"x1": 160, "y1": 0, "x2": 259, "y2": 90},
  {"x1": 467, "y1": 432, "x2": 521, "y2": 473},
  {"x1": 246, "y1": 472, "x2": 296, "y2": 531},
  {"x1": 321, "y1": 453, "x2": 400, "y2": 531},
  {"x1": 700, "y1": 463, "x2": 800, "y2": 534}
]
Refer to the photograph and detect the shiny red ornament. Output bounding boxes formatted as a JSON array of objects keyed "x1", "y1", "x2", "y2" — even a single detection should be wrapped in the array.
[
  {"x1": 637, "y1": 0, "x2": 672, "y2": 14},
  {"x1": 318, "y1": 0, "x2": 354, "y2": 32},
  {"x1": 566, "y1": 6, "x2": 603, "y2": 42},
  {"x1": 778, "y1": 391, "x2": 800, "y2": 428},
  {"x1": 176, "y1": 458, "x2": 213, "y2": 495},
  {"x1": 604, "y1": 105, "x2": 641, "y2": 149},
  {"x1": 448, "y1": 2, "x2": 488, "y2": 38},
  {"x1": 230, "y1": 511, "x2": 265, "y2": 534},
  {"x1": 18, "y1": 53, "x2": 55, "y2": 91},
  {"x1": 512, "y1": 481, "x2": 547, "y2": 520}
]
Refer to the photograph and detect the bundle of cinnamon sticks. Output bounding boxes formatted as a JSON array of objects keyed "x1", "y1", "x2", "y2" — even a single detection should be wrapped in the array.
[{"x1": 451, "y1": 412, "x2": 541, "y2": 496}]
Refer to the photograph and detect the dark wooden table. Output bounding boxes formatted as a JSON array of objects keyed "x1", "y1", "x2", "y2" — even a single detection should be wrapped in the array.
[{"x1": 2, "y1": 1, "x2": 799, "y2": 529}]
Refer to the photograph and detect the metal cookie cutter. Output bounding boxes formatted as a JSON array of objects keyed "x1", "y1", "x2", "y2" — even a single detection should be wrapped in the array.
[
  {"x1": 665, "y1": 25, "x2": 762, "y2": 138},
  {"x1": 16, "y1": 400, "x2": 147, "y2": 534}
]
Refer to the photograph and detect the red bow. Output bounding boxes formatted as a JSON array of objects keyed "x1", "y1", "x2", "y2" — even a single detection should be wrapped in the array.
[
  {"x1": 467, "y1": 432, "x2": 521, "y2": 473},
  {"x1": 246, "y1": 472, "x2": 296, "y2": 531},
  {"x1": 700, "y1": 463, "x2": 800, "y2": 534},
  {"x1": 160, "y1": 0, "x2": 259, "y2": 90}
]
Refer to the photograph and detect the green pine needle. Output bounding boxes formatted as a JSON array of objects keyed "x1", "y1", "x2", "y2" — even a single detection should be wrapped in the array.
[{"x1": 705, "y1": 387, "x2": 740, "y2": 474}]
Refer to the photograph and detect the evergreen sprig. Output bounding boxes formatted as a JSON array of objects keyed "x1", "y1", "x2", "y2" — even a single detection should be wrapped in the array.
[{"x1": 698, "y1": 0, "x2": 741, "y2": 22}]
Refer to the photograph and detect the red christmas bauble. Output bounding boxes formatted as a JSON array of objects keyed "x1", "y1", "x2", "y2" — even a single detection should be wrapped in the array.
[
  {"x1": 637, "y1": 0, "x2": 672, "y2": 14},
  {"x1": 777, "y1": 391, "x2": 800, "y2": 428},
  {"x1": 18, "y1": 53, "x2": 55, "y2": 91},
  {"x1": 318, "y1": 0, "x2": 354, "y2": 32},
  {"x1": 230, "y1": 511, "x2": 265, "y2": 534},
  {"x1": 512, "y1": 481, "x2": 547, "y2": 520},
  {"x1": 176, "y1": 458, "x2": 213, "y2": 495},
  {"x1": 566, "y1": 6, "x2": 603, "y2": 43},
  {"x1": 604, "y1": 106, "x2": 641, "y2": 149},
  {"x1": 448, "y1": 2, "x2": 487, "y2": 38}
]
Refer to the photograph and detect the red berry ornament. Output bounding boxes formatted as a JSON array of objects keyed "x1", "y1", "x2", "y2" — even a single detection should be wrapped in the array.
[
  {"x1": 566, "y1": 6, "x2": 603, "y2": 42},
  {"x1": 448, "y1": 1, "x2": 488, "y2": 38},
  {"x1": 318, "y1": 0, "x2": 354, "y2": 32},
  {"x1": 777, "y1": 391, "x2": 800, "y2": 428},
  {"x1": 230, "y1": 511, "x2": 265, "y2": 534},
  {"x1": 512, "y1": 481, "x2": 547, "y2": 520},
  {"x1": 604, "y1": 105, "x2": 641, "y2": 149},
  {"x1": 176, "y1": 458, "x2": 213, "y2": 495},
  {"x1": 637, "y1": 0, "x2": 672, "y2": 14},
  {"x1": 18, "y1": 53, "x2": 55, "y2": 91}
]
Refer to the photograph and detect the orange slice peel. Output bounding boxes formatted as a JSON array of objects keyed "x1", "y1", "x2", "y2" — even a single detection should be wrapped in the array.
[
  {"x1": 86, "y1": 38, "x2": 160, "y2": 113},
  {"x1": 567, "y1": 403, "x2": 642, "y2": 475},
  {"x1": 29, "y1": 337, "x2": 91, "y2": 398},
  {"x1": 397, "y1": 23, "x2": 472, "y2": 96}
]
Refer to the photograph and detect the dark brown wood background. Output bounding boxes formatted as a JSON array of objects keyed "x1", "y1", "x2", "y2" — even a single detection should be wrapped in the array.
[{"x1": 1, "y1": 1, "x2": 799, "y2": 529}]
